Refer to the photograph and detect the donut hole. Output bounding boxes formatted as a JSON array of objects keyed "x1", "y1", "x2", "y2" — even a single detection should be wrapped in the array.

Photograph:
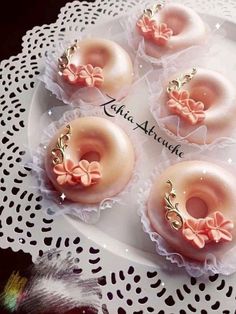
[
  {"x1": 81, "y1": 151, "x2": 100, "y2": 163},
  {"x1": 84, "y1": 47, "x2": 109, "y2": 68},
  {"x1": 186, "y1": 196, "x2": 208, "y2": 219},
  {"x1": 163, "y1": 12, "x2": 187, "y2": 35},
  {"x1": 190, "y1": 84, "x2": 218, "y2": 110}
]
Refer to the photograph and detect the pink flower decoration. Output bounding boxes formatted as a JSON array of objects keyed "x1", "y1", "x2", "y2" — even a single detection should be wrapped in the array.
[
  {"x1": 62, "y1": 64, "x2": 82, "y2": 84},
  {"x1": 206, "y1": 211, "x2": 234, "y2": 243},
  {"x1": 53, "y1": 159, "x2": 102, "y2": 187},
  {"x1": 137, "y1": 16, "x2": 173, "y2": 46},
  {"x1": 182, "y1": 218, "x2": 209, "y2": 249},
  {"x1": 53, "y1": 159, "x2": 82, "y2": 186},
  {"x1": 167, "y1": 90, "x2": 205, "y2": 125},
  {"x1": 73, "y1": 160, "x2": 102, "y2": 187},
  {"x1": 152, "y1": 23, "x2": 173, "y2": 46},
  {"x1": 136, "y1": 15, "x2": 157, "y2": 39},
  {"x1": 78, "y1": 64, "x2": 104, "y2": 87}
]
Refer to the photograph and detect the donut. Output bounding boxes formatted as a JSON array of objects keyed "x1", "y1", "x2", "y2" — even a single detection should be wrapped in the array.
[
  {"x1": 157, "y1": 68, "x2": 236, "y2": 144},
  {"x1": 136, "y1": 3, "x2": 206, "y2": 58},
  {"x1": 44, "y1": 117, "x2": 135, "y2": 204},
  {"x1": 58, "y1": 38, "x2": 134, "y2": 99},
  {"x1": 147, "y1": 160, "x2": 236, "y2": 262}
]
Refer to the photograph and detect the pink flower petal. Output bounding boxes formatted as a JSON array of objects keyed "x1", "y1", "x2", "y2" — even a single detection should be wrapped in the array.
[
  {"x1": 93, "y1": 67, "x2": 103, "y2": 75},
  {"x1": 69, "y1": 64, "x2": 79, "y2": 74},
  {"x1": 152, "y1": 23, "x2": 173, "y2": 45},
  {"x1": 53, "y1": 163, "x2": 66, "y2": 175},
  {"x1": 64, "y1": 159, "x2": 76, "y2": 172},
  {"x1": 165, "y1": 29, "x2": 173, "y2": 37},
  {"x1": 160, "y1": 23, "x2": 167, "y2": 32},
  {"x1": 88, "y1": 161, "x2": 101, "y2": 172},
  {"x1": 79, "y1": 159, "x2": 90, "y2": 172},
  {"x1": 79, "y1": 70, "x2": 90, "y2": 80},
  {"x1": 137, "y1": 16, "x2": 153, "y2": 33},
  {"x1": 167, "y1": 99, "x2": 177, "y2": 108},
  {"x1": 187, "y1": 113, "x2": 198, "y2": 125},
  {"x1": 169, "y1": 90, "x2": 186, "y2": 102},
  {"x1": 195, "y1": 112, "x2": 205, "y2": 123},
  {"x1": 72, "y1": 167, "x2": 86, "y2": 177},
  {"x1": 57, "y1": 174, "x2": 67, "y2": 185},
  {"x1": 208, "y1": 229, "x2": 221, "y2": 242},
  {"x1": 182, "y1": 228, "x2": 195, "y2": 241},
  {"x1": 214, "y1": 211, "x2": 226, "y2": 226},
  {"x1": 63, "y1": 69, "x2": 77, "y2": 83},
  {"x1": 192, "y1": 234, "x2": 205, "y2": 249},
  {"x1": 80, "y1": 173, "x2": 92, "y2": 187},
  {"x1": 91, "y1": 173, "x2": 102, "y2": 181},
  {"x1": 218, "y1": 229, "x2": 233, "y2": 242},
  {"x1": 206, "y1": 217, "x2": 215, "y2": 229},
  {"x1": 193, "y1": 101, "x2": 205, "y2": 111},
  {"x1": 85, "y1": 76, "x2": 94, "y2": 87},
  {"x1": 182, "y1": 107, "x2": 192, "y2": 115},
  {"x1": 221, "y1": 220, "x2": 234, "y2": 230},
  {"x1": 86, "y1": 64, "x2": 94, "y2": 74},
  {"x1": 196, "y1": 219, "x2": 208, "y2": 231},
  {"x1": 184, "y1": 218, "x2": 198, "y2": 230},
  {"x1": 93, "y1": 77, "x2": 104, "y2": 87}
]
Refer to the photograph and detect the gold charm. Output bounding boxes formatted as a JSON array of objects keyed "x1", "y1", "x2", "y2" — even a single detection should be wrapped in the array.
[
  {"x1": 143, "y1": 3, "x2": 163, "y2": 19},
  {"x1": 51, "y1": 124, "x2": 72, "y2": 165},
  {"x1": 58, "y1": 42, "x2": 78, "y2": 75},
  {"x1": 164, "y1": 180, "x2": 183, "y2": 230},
  {"x1": 167, "y1": 68, "x2": 197, "y2": 94}
]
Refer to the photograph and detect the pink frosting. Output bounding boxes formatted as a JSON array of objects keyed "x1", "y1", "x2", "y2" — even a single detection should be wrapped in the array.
[
  {"x1": 136, "y1": 16, "x2": 157, "y2": 39},
  {"x1": 62, "y1": 64, "x2": 83, "y2": 84},
  {"x1": 53, "y1": 159, "x2": 102, "y2": 187},
  {"x1": 73, "y1": 159, "x2": 102, "y2": 187},
  {"x1": 62, "y1": 64, "x2": 104, "y2": 87},
  {"x1": 167, "y1": 90, "x2": 205, "y2": 125},
  {"x1": 181, "y1": 211, "x2": 234, "y2": 249},
  {"x1": 206, "y1": 211, "x2": 234, "y2": 243},
  {"x1": 182, "y1": 219, "x2": 209, "y2": 249},
  {"x1": 54, "y1": 159, "x2": 82, "y2": 185},
  {"x1": 79, "y1": 64, "x2": 104, "y2": 87},
  {"x1": 152, "y1": 23, "x2": 173, "y2": 46},
  {"x1": 136, "y1": 16, "x2": 173, "y2": 46}
]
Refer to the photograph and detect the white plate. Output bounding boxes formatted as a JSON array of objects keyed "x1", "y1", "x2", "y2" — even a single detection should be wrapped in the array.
[{"x1": 28, "y1": 13, "x2": 236, "y2": 266}]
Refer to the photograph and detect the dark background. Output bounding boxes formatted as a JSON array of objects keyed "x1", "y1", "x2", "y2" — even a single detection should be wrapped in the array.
[{"x1": 0, "y1": 0, "x2": 95, "y2": 61}]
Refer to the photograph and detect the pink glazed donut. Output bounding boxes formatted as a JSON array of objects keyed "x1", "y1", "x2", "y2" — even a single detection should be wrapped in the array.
[
  {"x1": 45, "y1": 117, "x2": 135, "y2": 204},
  {"x1": 136, "y1": 3, "x2": 206, "y2": 58},
  {"x1": 147, "y1": 161, "x2": 236, "y2": 262},
  {"x1": 161, "y1": 68, "x2": 236, "y2": 144},
  {"x1": 58, "y1": 38, "x2": 134, "y2": 99}
]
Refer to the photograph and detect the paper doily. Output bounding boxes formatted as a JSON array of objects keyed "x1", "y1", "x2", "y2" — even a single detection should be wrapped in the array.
[{"x1": 1, "y1": 1, "x2": 236, "y2": 313}]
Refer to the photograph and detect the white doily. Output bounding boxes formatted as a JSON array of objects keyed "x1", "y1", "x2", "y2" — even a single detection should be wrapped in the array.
[{"x1": 1, "y1": 1, "x2": 236, "y2": 313}]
